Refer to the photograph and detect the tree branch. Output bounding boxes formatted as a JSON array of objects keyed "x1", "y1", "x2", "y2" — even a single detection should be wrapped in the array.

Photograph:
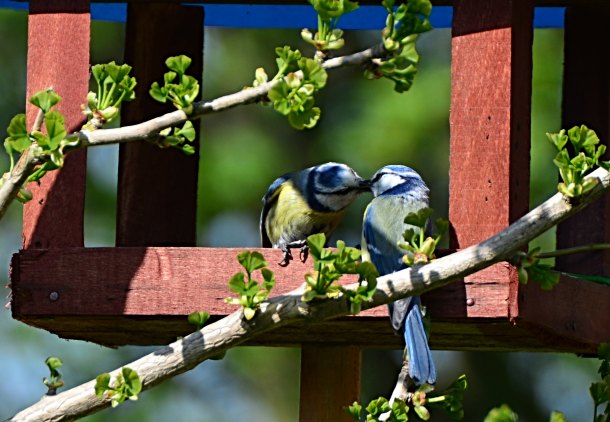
[
  {"x1": 0, "y1": 44, "x2": 386, "y2": 221},
  {"x1": 6, "y1": 167, "x2": 609, "y2": 422}
]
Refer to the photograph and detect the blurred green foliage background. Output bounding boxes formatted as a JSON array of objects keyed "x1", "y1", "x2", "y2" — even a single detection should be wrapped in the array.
[{"x1": 0, "y1": 6, "x2": 601, "y2": 422}]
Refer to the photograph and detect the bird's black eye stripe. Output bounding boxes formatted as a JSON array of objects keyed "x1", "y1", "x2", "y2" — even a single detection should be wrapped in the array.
[{"x1": 370, "y1": 171, "x2": 390, "y2": 184}]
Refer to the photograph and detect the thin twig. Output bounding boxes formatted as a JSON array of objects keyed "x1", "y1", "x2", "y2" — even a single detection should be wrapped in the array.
[{"x1": 537, "y1": 243, "x2": 610, "y2": 259}]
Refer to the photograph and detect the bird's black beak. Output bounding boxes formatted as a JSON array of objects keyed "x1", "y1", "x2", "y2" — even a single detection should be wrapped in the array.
[{"x1": 357, "y1": 178, "x2": 372, "y2": 192}]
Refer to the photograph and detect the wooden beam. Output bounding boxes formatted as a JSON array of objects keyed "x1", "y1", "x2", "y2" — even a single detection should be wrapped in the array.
[
  {"x1": 557, "y1": 4, "x2": 610, "y2": 276},
  {"x1": 23, "y1": 0, "x2": 91, "y2": 248},
  {"x1": 117, "y1": 3, "x2": 203, "y2": 246},
  {"x1": 448, "y1": 0, "x2": 533, "y2": 320},
  {"x1": 10, "y1": 247, "x2": 600, "y2": 352},
  {"x1": 299, "y1": 346, "x2": 361, "y2": 422},
  {"x1": 519, "y1": 3, "x2": 610, "y2": 347}
]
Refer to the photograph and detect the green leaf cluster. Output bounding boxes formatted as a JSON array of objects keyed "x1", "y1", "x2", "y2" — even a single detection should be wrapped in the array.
[
  {"x1": 398, "y1": 208, "x2": 447, "y2": 267},
  {"x1": 225, "y1": 251, "x2": 275, "y2": 320},
  {"x1": 150, "y1": 55, "x2": 200, "y2": 112},
  {"x1": 155, "y1": 120, "x2": 197, "y2": 155},
  {"x1": 591, "y1": 343, "x2": 610, "y2": 422},
  {"x1": 84, "y1": 62, "x2": 136, "y2": 127},
  {"x1": 42, "y1": 356, "x2": 64, "y2": 395},
  {"x1": 94, "y1": 367, "x2": 142, "y2": 408},
  {"x1": 302, "y1": 0, "x2": 358, "y2": 53},
  {"x1": 346, "y1": 374, "x2": 467, "y2": 421},
  {"x1": 547, "y1": 125, "x2": 610, "y2": 198},
  {"x1": 346, "y1": 397, "x2": 409, "y2": 421},
  {"x1": 265, "y1": 47, "x2": 328, "y2": 130},
  {"x1": 511, "y1": 248, "x2": 560, "y2": 290},
  {"x1": 426, "y1": 374, "x2": 468, "y2": 420},
  {"x1": 365, "y1": 0, "x2": 433, "y2": 93},
  {"x1": 302, "y1": 233, "x2": 377, "y2": 307},
  {"x1": 3, "y1": 90, "x2": 80, "y2": 193}
]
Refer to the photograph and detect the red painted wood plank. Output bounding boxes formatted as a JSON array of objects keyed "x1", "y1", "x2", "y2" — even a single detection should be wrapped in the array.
[
  {"x1": 449, "y1": 0, "x2": 533, "y2": 320},
  {"x1": 22, "y1": 0, "x2": 91, "y2": 248},
  {"x1": 299, "y1": 346, "x2": 361, "y2": 422},
  {"x1": 10, "y1": 247, "x2": 602, "y2": 352},
  {"x1": 116, "y1": 3, "x2": 203, "y2": 246}
]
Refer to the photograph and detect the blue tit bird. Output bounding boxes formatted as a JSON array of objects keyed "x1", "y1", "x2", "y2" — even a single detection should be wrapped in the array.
[
  {"x1": 361, "y1": 165, "x2": 436, "y2": 401},
  {"x1": 261, "y1": 162, "x2": 370, "y2": 266}
]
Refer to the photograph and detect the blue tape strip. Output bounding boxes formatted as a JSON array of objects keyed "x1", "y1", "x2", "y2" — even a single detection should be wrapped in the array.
[{"x1": 0, "y1": 1, "x2": 564, "y2": 29}]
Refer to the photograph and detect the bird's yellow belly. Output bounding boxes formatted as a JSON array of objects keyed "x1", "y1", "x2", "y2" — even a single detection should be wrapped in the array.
[{"x1": 265, "y1": 185, "x2": 344, "y2": 247}]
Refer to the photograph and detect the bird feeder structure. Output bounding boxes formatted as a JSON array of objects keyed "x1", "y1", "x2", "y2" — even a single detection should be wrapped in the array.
[{"x1": 8, "y1": 0, "x2": 610, "y2": 420}]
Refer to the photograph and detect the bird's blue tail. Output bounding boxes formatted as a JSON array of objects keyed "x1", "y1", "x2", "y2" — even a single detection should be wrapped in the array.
[{"x1": 400, "y1": 296, "x2": 436, "y2": 386}]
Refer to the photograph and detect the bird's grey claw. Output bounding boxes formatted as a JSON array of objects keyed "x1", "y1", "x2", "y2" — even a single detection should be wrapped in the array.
[
  {"x1": 299, "y1": 245, "x2": 309, "y2": 263},
  {"x1": 279, "y1": 249, "x2": 293, "y2": 267}
]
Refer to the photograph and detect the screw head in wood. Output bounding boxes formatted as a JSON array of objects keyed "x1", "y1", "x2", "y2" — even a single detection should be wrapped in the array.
[
  {"x1": 49, "y1": 291, "x2": 59, "y2": 301},
  {"x1": 466, "y1": 298, "x2": 475, "y2": 306}
]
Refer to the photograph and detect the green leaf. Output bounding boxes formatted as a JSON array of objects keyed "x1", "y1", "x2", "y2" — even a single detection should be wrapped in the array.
[
  {"x1": 344, "y1": 401, "x2": 362, "y2": 420},
  {"x1": 414, "y1": 404, "x2": 430, "y2": 420},
  {"x1": 275, "y1": 46, "x2": 302, "y2": 74},
  {"x1": 29, "y1": 90, "x2": 62, "y2": 114},
  {"x1": 307, "y1": 233, "x2": 327, "y2": 259},
  {"x1": 300, "y1": 58, "x2": 327, "y2": 89},
  {"x1": 483, "y1": 404, "x2": 519, "y2": 422},
  {"x1": 44, "y1": 110, "x2": 67, "y2": 150},
  {"x1": 45, "y1": 356, "x2": 63, "y2": 371},
  {"x1": 547, "y1": 130, "x2": 569, "y2": 152},
  {"x1": 288, "y1": 107, "x2": 321, "y2": 130},
  {"x1": 91, "y1": 64, "x2": 106, "y2": 84},
  {"x1": 228, "y1": 272, "x2": 246, "y2": 293},
  {"x1": 528, "y1": 264, "x2": 560, "y2": 290},
  {"x1": 166, "y1": 55, "x2": 192, "y2": 75},
  {"x1": 150, "y1": 83, "x2": 168, "y2": 103},
  {"x1": 175, "y1": 121, "x2": 196, "y2": 142},
  {"x1": 261, "y1": 268, "x2": 276, "y2": 291},
  {"x1": 549, "y1": 411, "x2": 567, "y2": 422},
  {"x1": 94, "y1": 373, "x2": 111, "y2": 397},
  {"x1": 237, "y1": 251, "x2": 267, "y2": 274},
  {"x1": 599, "y1": 343, "x2": 610, "y2": 362},
  {"x1": 5, "y1": 114, "x2": 30, "y2": 153},
  {"x1": 187, "y1": 311, "x2": 210, "y2": 329},
  {"x1": 121, "y1": 367, "x2": 142, "y2": 398},
  {"x1": 591, "y1": 381, "x2": 610, "y2": 406},
  {"x1": 404, "y1": 207, "x2": 433, "y2": 228}
]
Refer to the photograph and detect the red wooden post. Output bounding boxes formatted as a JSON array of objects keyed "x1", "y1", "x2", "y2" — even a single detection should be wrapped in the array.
[
  {"x1": 117, "y1": 3, "x2": 203, "y2": 246},
  {"x1": 445, "y1": 0, "x2": 533, "y2": 319},
  {"x1": 300, "y1": 346, "x2": 361, "y2": 422},
  {"x1": 558, "y1": 4, "x2": 610, "y2": 275},
  {"x1": 519, "y1": 4, "x2": 610, "y2": 346},
  {"x1": 23, "y1": 0, "x2": 90, "y2": 249}
]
